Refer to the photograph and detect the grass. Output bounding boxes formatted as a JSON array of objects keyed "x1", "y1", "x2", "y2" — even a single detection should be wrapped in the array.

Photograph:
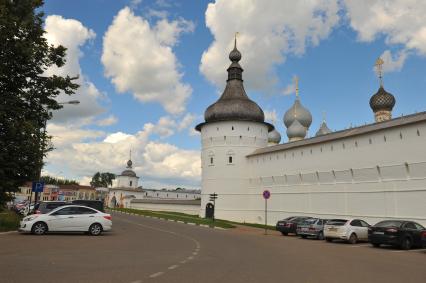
[
  {"x1": 0, "y1": 210, "x2": 21, "y2": 232},
  {"x1": 109, "y1": 208, "x2": 236, "y2": 229},
  {"x1": 109, "y1": 208, "x2": 278, "y2": 231}
]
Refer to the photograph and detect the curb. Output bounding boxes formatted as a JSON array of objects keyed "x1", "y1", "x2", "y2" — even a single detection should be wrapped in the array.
[
  {"x1": 109, "y1": 209, "x2": 228, "y2": 231},
  {"x1": 0, "y1": 231, "x2": 18, "y2": 235}
]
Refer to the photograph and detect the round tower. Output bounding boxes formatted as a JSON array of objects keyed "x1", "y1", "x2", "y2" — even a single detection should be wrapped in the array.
[{"x1": 195, "y1": 36, "x2": 273, "y2": 221}]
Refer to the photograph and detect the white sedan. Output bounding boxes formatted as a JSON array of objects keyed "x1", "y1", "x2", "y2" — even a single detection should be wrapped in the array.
[
  {"x1": 324, "y1": 218, "x2": 370, "y2": 244},
  {"x1": 19, "y1": 205, "x2": 112, "y2": 236}
]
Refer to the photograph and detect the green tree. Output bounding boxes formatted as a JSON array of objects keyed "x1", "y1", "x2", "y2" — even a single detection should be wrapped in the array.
[
  {"x1": 90, "y1": 172, "x2": 116, "y2": 188},
  {"x1": 0, "y1": 0, "x2": 79, "y2": 209},
  {"x1": 40, "y1": 175, "x2": 79, "y2": 185}
]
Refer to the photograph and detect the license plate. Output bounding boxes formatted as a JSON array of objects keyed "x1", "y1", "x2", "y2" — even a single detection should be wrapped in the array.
[{"x1": 373, "y1": 231, "x2": 384, "y2": 235}]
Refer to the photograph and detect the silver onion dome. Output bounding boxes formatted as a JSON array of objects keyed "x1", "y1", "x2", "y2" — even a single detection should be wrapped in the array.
[
  {"x1": 315, "y1": 121, "x2": 332, "y2": 136},
  {"x1": 283, "y1": 98, "x2": 312, "y2": 129},
  {"x1": 286, "y1": 119, "x2": 306, "y2": 141},
  {"x1": 268, "y1": 128, "x2": 281, "y2": 144}
]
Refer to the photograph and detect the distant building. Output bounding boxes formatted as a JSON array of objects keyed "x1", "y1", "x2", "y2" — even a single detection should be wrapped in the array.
[
  {"x1": 15, "y1": 182, "x2": 97, "y2": 202},
  {"x1": 105, "y1": 158, "x2": 200, "y2": 209}
]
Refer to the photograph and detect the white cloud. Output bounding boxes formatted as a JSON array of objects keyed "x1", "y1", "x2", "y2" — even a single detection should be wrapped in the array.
[
  {"x1": 45, "y1": 118, "x2": 201, "y2": 188},
  {"x1": 344, "y1": 0, "x2": 426, "y2": 70},
  {"x1": 200, "y1": 0, "x2": 340, "y2": 91},
  {"x1": 96, "y1": 115, "x2": 118, "y2": 126},
  {"x1": 264, "y1": 110, "x2": 278, "y2": 124},
  {"x1": 102, "y1": 7, "x2": 193, "y2": 114},
  {"x1": 44, "y1": 15, "x2": 105, "y2": 124},
  {"x1": 379, "y1": 49, "x2": 408, "y2": 73},
  {"x1": 282, "y1": 82, "x2": 294, "y2": 96}
]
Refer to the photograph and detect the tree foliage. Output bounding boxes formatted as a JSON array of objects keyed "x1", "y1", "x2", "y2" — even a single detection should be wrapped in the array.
[
  {"x1": 90, "y1": 172, "x2": 116, "y2": 188},
  {"x1": 0, "y1": 0, "x2": 79, "y2": 208},
  {"x1": 40, "y1": 175, "x2": 79, "y2": 185}
]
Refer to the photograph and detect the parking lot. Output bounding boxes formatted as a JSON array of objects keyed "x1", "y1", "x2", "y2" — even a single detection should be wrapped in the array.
[{"x1": 1, "y1": 212, "x2": 425, "y2": 283}]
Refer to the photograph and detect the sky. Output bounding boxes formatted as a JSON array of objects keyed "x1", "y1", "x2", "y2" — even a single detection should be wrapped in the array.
[{"x1": 40, "y1": 0, "x2": 426, "y2": 189}]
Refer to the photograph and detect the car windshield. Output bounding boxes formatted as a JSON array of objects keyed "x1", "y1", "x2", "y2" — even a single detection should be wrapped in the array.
[
  {"x1": 303, "y1": 218, "x2": 318, "y2": 224},
  {"x1": 374, "y1": 221, "x2": 403, "y2": 228},
  {"x1": 327, "y1": 219, "x2": 347, "y2": 226},
  {"x1": 283, "y1": 216, "x2": 296, "y2": 221}
]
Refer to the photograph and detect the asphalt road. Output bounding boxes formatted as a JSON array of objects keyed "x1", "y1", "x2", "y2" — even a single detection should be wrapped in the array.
[{"x1": 0, "y1": 212, "x2": 425, "y2": 283}]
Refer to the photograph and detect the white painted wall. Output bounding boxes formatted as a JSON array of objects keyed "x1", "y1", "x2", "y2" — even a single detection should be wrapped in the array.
[
  {"x1": 198, "y1": 120, "x2": 269, "y2": 221},
  {"x1": 130, "y1": 202, "x2": 200, "y2": 215},
  {"x1": 200, "y1": 120, "x2": 426, "y2": 226}
]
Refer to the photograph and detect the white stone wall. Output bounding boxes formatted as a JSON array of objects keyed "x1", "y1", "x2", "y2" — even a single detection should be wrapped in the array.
[
  {"x1": 131, "y1": 202, "x2": 200, "y2": 215},
  {"x1": 198, "y1": 120, "x2": 269, "y2": 221},
  {"x1": 203, "y1": 120, "x2": 426, "y2": 226},
  {"x1": 114, "y1": 175, "x2": 139, "y2": 188},
  {"x1": 142, "y1": 190, "x2": 200, "y2": 200}
]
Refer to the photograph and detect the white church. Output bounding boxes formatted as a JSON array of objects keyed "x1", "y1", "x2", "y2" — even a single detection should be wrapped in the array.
[{"x1": 195, "y1": 40, "x2": 426, "y2": 226}]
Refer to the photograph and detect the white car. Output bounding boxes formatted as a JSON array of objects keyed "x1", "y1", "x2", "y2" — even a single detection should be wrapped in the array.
[
  {"x1": 19, "y1": 205, "x2": 112, "y2": 236},
  {"x1": 324, "y1": 218, "x2": 370, "y2": 244}
]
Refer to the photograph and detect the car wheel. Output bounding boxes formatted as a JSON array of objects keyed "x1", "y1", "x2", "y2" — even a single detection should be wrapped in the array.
[
  {"x1": 348, "y1": 233, "x2": 358, "y2": 244},
  {"x1": 317, "y1": 232, "x2": 324, "y2": 240},
  {"x1": 400, "y1": 237, "x2": 412, "y2": 250},
  {"x1": 89, "y1": 223, "x2": 103, "y2": 236},
  {"x1": 281, "y1": 232, "x2": 288, "y2": 236},
  {"x1": 31, "y1": 222, "x2": 47, "y2": 235},
  {"x1": 325, "y1": 237, "x2": 333, "y2": 242},
  {"x1": 300, "y1": 235, "x2": 307, "y2": 239},
  {"x1": 372, "y1": 243, "x2": 381, "y2": 248}
]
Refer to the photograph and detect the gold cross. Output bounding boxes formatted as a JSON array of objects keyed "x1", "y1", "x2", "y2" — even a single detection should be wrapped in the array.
[{"x1": 375, "y1": 57, "x2": 384, "y2": 87}]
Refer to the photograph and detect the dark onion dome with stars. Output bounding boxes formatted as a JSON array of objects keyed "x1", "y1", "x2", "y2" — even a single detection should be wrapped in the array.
[
  {"x1": 315, "y1": 121, "x2": 332, "y2": 136},
  {"x1": 369, "y1": 86, "x2": 396, "y2": 113},
  {"x1": 195, "y1": 37, "x2": 273, "y2": 132},
  {"x1": 120, "y1": 159, "x2": 137, "y2": 177},
  {"x1": 268, "y1": 128, "x2": 281, "y2": 144}
]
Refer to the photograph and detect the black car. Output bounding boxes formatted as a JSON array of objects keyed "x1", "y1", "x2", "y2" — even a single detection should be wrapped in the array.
[
  {"x1": 34, "y1": 201, "x2": 68, "y2": 214},
  {"x1": 369, "y1": 220, "x2": 426, "y2": 250},
  {"x1": 72, "y1": 200, "x2": 104, "y2": 212},
  {"x1": 276, "y1": 216, "x2": 312, "y2": 235}
]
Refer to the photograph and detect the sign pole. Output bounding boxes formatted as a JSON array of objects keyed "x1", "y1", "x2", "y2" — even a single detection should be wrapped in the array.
[{"x1": 264, "y1": 198, "x2": 267, "y2": 235}]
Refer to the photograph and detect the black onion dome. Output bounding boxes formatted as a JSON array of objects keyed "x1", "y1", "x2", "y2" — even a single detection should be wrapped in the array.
[
  {"x1": 198, "y1": 39, "x2": 271, "y2": 131},
  {"x1": 369, "y1": 86, "x2": 396, "y2": 112}
]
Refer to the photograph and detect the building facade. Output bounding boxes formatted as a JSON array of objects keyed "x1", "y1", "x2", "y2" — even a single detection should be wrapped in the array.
[{"x1": 195, "y1": 41, "x2": 426, "y2": 226}]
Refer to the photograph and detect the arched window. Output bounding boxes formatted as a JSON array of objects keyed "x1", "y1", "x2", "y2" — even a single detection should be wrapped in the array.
[
  {"x1": 208, "y1": 151, "x2": 215, "y2": 166},
  {"x1": 227, "y1": 150, "x2": 235, "y2": 165}
]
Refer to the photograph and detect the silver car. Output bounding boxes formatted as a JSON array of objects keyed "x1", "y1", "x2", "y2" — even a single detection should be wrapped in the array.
[{"x1": 297, "y1": 218, "x2": 328, "y2": 240}]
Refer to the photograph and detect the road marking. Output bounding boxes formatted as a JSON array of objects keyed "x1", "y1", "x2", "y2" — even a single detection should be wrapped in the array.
[
  {"x1": 149, "y1": 272, "x2": 164, "y2": 278},
  {"x1": 192, "y1": 252, "x2": 197, "y2": 255},
  {"x1": 130, "y1": 280, "x2": 142, "y2": 283},
  {"x1": 180, "y1": 260, "x2": 187, "y2": 264},
  {"x1": 348, "y1": 243, "x2": 371, "y2": 248},
  {"x1": 187, "y1": 256, "x2": 194, "y2": 260},
  {"x1": 168, "y1": 265, "x2": 178, "y2": 270}
]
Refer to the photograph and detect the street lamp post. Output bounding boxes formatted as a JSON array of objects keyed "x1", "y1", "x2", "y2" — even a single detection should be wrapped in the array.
[{"x1": 31, "y1": 100, "x2": 80, "y2": 210}]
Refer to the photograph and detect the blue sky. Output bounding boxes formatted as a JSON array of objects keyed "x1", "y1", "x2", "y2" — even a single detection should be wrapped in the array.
[{"x1": 41, "y1": 0, "x2": 426, "y2": 188}]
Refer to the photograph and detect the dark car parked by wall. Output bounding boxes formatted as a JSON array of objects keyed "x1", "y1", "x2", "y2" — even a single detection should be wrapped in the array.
[
  {"x1": 276, "y1": 216, "x2": 312, "y2": 236},
  {"x1": 369, "y1": 220, "x2": 426, "y2": 250},
  {"x1": 72, "y1": 200, "x2": 104, "y2": 212},
  {"x1": 34, "y1": 201, "x2": 68, "y2": 214},
  {"x1": 297, "y1": 218, "x2": 328, "y2": 240}
]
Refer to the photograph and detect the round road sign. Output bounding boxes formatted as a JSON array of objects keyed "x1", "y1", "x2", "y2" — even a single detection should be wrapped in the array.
[{"x1": 263, "y1": 190, "x2": 270, "y2": 199}]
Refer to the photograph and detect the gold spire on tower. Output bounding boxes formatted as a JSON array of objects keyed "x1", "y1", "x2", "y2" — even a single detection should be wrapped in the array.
[
  {"x1": 234, "y1": 32, "x2": 239, "y2": 48},
  {"x1": 322, "y1": 111, "x2": 326, "y2": 123},
  {"x1": 294, "y1": 76, "x2": 299, "y2": 97},
  {"x1": 375, "y1": 57, "x2": 384, "y2": 87}
]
